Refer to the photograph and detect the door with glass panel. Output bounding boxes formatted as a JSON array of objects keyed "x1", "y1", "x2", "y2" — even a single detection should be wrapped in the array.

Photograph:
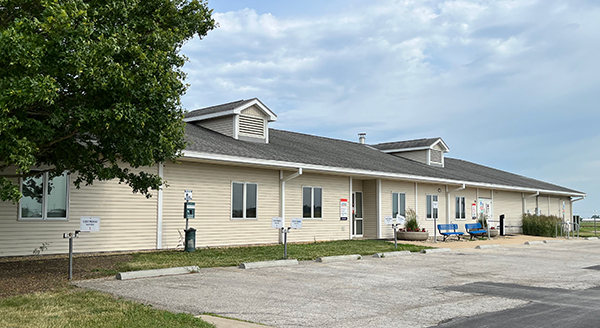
[{"x1": 352, "y1": 192, "x2": 363, "y2": 237}]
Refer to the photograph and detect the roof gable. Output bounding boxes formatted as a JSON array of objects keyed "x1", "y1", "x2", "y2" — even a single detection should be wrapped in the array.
[
  {"x1": 184, "y1": 98, "x2": 277, "y2": 123},
  {"x1": 372, "y1": 137, "x2": 449, "y2": 153}
]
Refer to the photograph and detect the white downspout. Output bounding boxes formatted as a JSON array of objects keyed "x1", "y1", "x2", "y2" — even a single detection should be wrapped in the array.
[
  {"x1": 377, "y1": 179, "x2": 382, "y2": 239},
  {"x1": 526, "y1": 191, "x2": 540, "y2": 214},
  {"x1": 280, "y1": 168, "x2": 303, "y2": 243},
  {"x1": 156, "y1": 162, "x2": 164, "y2": 249},
  {"x1": 349, "y1": 177, "x2": 353, "y2": 240},
  {"x1": 446, "y1": 183, "x2": 466, "y2": 224}
]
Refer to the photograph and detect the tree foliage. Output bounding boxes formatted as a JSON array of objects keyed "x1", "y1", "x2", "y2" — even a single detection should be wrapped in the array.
[{"x1": 0, "y1": 0, "x2": 215, "y2": 202}]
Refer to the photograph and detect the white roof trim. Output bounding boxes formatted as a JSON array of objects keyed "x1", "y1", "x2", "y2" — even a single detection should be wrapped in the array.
[
  {"x1": 431, "y1": 138, "x2": 450, "y2": 152},
  {"x1": 181, "y1": 150, "x2": 585, "y2": 198},
  {"x1": 184, "y1": 99, "x2": 278, "y2": 123},
  {"x1": 381, "y1": 146, "x2": 431, "y2": 153},
  {"x1": 378, "y1": 138, "x2": 449, "y2": 154}
]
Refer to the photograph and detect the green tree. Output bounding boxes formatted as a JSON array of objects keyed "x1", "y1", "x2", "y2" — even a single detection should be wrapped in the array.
[{"x1": 0, "y1": 0, "x2": 215, "y2": 202}]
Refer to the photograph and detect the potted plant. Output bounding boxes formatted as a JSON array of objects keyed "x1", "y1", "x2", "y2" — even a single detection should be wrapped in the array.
[
  {"x1": 477, "y1": 214, "x2": 498, "y2": 237},
  {"x1": 397, "y1": 208, "x2": 429, "y2": 241}
]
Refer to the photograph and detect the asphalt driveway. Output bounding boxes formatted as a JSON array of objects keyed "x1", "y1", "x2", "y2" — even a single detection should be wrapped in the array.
[{"x1": 75, "y1": 240, "x2": 600, "y2": 327}]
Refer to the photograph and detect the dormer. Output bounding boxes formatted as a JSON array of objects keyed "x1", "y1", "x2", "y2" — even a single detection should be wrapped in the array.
[
  {"x1": 184, "y1": 98, "x2": 277, "y2": 143},
  {"x1": 372, "y1": 137, "x2": 449, "y2": 167}
]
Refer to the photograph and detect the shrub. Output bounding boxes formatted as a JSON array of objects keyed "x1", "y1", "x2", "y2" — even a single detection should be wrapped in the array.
[
  {"x1": 404, "y1": 208, "x2": 421, "y2": 231},
  {"x1": 522, "y1": 214, "x2": 562, "y2": 237}
]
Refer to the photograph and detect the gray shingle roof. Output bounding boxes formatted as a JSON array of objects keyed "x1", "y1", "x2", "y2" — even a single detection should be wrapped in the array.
[
  {"x1": 184, "y1": 123, "x2": 583, "y2": 195},
  {"x1": 185, "y1": 98, "x2": 256, "y2": 119},
  {"x1": 372, "y1": 138, "x2": 442, "y2": 151}
]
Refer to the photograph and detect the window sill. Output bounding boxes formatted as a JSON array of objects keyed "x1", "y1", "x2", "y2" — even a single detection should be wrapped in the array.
[
  {"x1": 18, "y1": 218, "x2": 68, "y2": 221},
  {"x1": 302, "y1": 218, "x2": 323, "y2": 220},
  {"x1": 230, "y1": 217, "x2": 258, "y2": 221}
]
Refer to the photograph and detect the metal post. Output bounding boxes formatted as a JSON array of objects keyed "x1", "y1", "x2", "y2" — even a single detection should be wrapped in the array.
[
  {"x1": 595, "y1": 215, "x2": 597, "y2": 236},
  {"x1": 283, "y1": 228, "x2": 288, "y2": 259},
  {"x1": 433, "y1": 217, "x2": 437, "y2": 243},
  {"x1": 393, "y1": 224, "x2": 398, "y2": 250},
  {"x1": 68, "y1": 236, "x2": 73, "y2": 280}
]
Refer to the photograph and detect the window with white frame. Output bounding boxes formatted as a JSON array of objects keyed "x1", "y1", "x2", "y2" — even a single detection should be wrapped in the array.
[
  {"x1": 455, "y1": 196, "x2": 466, "y2": 219},
  {"x1": 231, "y1": 182, "x2": 258, "y2": 219},
  {"x1": 426, "y1": 194, "x2": 438, "y2": 219},
  {"x1": 20, "y1": 172, "x2": 69, "y2": 220},
  {"x1": 302, "y1": 186, "x2": 322, "y2": 219},
  {"x1": 392, "y1": 192, "x2": 406, "y2": 218}
]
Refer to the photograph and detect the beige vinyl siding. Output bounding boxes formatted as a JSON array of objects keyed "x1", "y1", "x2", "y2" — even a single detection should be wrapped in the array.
[
  {"x1": 241, "y1": 105, "x2": 267, "y2": 118},
  {"x1": 362, "y1": 180, "x2": 377, "y2": 238},
  {"x1": 494, "y1": 191, "x2": 524, "y2": 233},
  {"x1": 161, "y1": 161, "x2": 280, "y2": 249},
  {"x1": 393, "y1": 150, "x2": 428, "y2": 164},
  {"x1": 548, "y1": 197, "x2": 570, "y2": 219},
  {"x1": 0, "y1": 168, "x2": 158, "y2": 257},
  {"x1": 238, "y1": 115, "x2": 265, "y2": 139},
  {"x1": 449, "y1": 188, "x2": 478, "y2": 232},
  {"x1": 380, "y1": 180, "x2": 415, "y2": 239},
  {"x1": 538, "y1": 196, "x2": 548, "y2": 215},
  {"x1": 283, "y1": 173, "x2": 350, "y2": 242},
  {"x1": 523, "y1": 193, "x2": 538, "y2": 215},
  {"x1": 352, "y1": 179, "x2": 363, "y2": 193},
  {"x1": 418, "y1": 183, "x2": 446, "y2": 234},
  {"x1": 433, "y1": 143, "x2": 445, "y2": 151},
  {"x1": 196, "y1": 116, "x2": 234, "y2": 137}
]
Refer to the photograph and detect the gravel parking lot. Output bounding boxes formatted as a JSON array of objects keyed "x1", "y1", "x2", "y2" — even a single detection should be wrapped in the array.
[{"x1": 76, "y1": 240, "x2": 600, "y2": 327}]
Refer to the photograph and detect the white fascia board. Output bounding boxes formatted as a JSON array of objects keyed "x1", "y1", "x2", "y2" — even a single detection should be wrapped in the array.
[
  {"x1": 234, "y1": 99, "x2": 278, "y2": 122},
  {"x1": 431, "y1": 139, "x2": 450, "y2": 152},
  {"x1": 183, "y1": 110, "x2": 236, "y2": 123},
  {"x1": 380, "y1": 146, "x2": 431, "y2": 153},
  {"x1": 181, "y1": 150, "x2": 586, "y2": 198}
]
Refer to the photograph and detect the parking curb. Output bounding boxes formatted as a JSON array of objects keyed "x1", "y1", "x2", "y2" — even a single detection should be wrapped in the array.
[
  {"x1": 420, "y1": 248, "x2": 451, "y2": 254},
  {"x1": 373, "y1": 251, "x2": 411, "y2": 258},
  {"x1": 116, "y1": 266, "x2": 200, "y2": 280},
  {"x1": 524, "y1": 241, "x2": 544, "y2": 245},
  {"x1": 475, "y1": 244, "x2": 500, "y2": 249},
  {"x1": 543, "y1": 240, "x2": 564, "y2": 243},
  {"x1": 316, "y1": 254, "x2": 361, "y2": 262},
  {"x1": 239, "y1": 259, "x2": 298, "y2": 269}
]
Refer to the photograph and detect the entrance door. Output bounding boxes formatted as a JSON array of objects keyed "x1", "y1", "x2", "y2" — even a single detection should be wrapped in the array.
[
  {"x1": 478, "y1": 198, "x2": 493, "y2": 223},
  {"x1": 353, "y1": 192, "x2": 363, "y2": 237}
]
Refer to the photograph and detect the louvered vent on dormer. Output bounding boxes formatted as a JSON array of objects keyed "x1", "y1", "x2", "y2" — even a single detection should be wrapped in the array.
[{"x1": 239, "y1": 115, "x2": 265, "y2": 138}]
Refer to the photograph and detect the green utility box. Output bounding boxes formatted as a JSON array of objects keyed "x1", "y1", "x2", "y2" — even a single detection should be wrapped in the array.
[{"x1": 184, "y1": 228, "x2": 196, "y2": 252}]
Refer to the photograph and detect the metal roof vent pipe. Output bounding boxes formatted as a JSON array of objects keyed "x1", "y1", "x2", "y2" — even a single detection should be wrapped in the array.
[{"x1": 358, "y1": 133, "x2": 366, "y2": 144}]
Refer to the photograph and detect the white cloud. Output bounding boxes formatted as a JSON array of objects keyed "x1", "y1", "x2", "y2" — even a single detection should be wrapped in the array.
[{"x1": 180, "y1": 0, "x2": 600, "y2": 216}]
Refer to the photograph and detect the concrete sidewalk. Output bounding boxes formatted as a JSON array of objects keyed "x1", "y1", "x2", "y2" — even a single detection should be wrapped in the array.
[{"x1": 396, "y1": 233, "x2": 560, "y2": 250}]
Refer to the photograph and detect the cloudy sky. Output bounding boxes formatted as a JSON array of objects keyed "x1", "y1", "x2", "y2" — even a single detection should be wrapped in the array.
[{"x1": 180, "y1": 0, "x2": 600, "y2": 217}]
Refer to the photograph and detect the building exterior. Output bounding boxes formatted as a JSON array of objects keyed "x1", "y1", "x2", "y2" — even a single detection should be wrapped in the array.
[{"x1": 0, "y1": 99, "x2": 586, "y2": 257}]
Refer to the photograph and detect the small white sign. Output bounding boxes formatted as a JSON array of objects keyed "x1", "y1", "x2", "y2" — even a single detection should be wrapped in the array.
[
  {"x1": 433, "y1": 201, "x2": 438, "y2": 209},
  {"x1": 384, "y1": 216, "x2": 395, "y2": 225},
  {"x1": 272, "y1": 217, "x2": 283, "y2": 229},
  {"x1": 291, "y1": 218, "x2": 303, "y2": 229},
  {"x1": 340, "y1": 199, "x2": 349, "y2": 220},
  {"x1": 184, "y1": 189, "x2": 193, "y2": 201},
  {"x1": 80, "y1": 217, "x2": 100, "y2": 232},
  {"x1": 396, "y1": 215, "x2": 406, "y2": 226}
]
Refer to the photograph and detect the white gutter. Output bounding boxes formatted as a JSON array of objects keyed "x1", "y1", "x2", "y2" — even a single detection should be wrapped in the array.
[
  {"x1": 182, "y1": 151, "x2": 586, "y2": 198},
  {"x1": 156, "y1": 162, "x2": 164, "y2": 249},
  {"x1": 280, "y1": 168, "x2": 302, "y2": 243}
]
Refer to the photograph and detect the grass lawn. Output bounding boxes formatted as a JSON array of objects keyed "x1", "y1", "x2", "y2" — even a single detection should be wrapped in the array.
[
  {"x1": 578, "y1": 222, "x2": 600, "y2": 237},
  {"x1": 0, "y1": 239, "x2": 431, "y2": 327},
  {"x1": 116, "y1": 239, "x2": 432, "y2": 272},
  {"x1": 0, "y1": 289, "x2": 213, "y2": 328}
]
